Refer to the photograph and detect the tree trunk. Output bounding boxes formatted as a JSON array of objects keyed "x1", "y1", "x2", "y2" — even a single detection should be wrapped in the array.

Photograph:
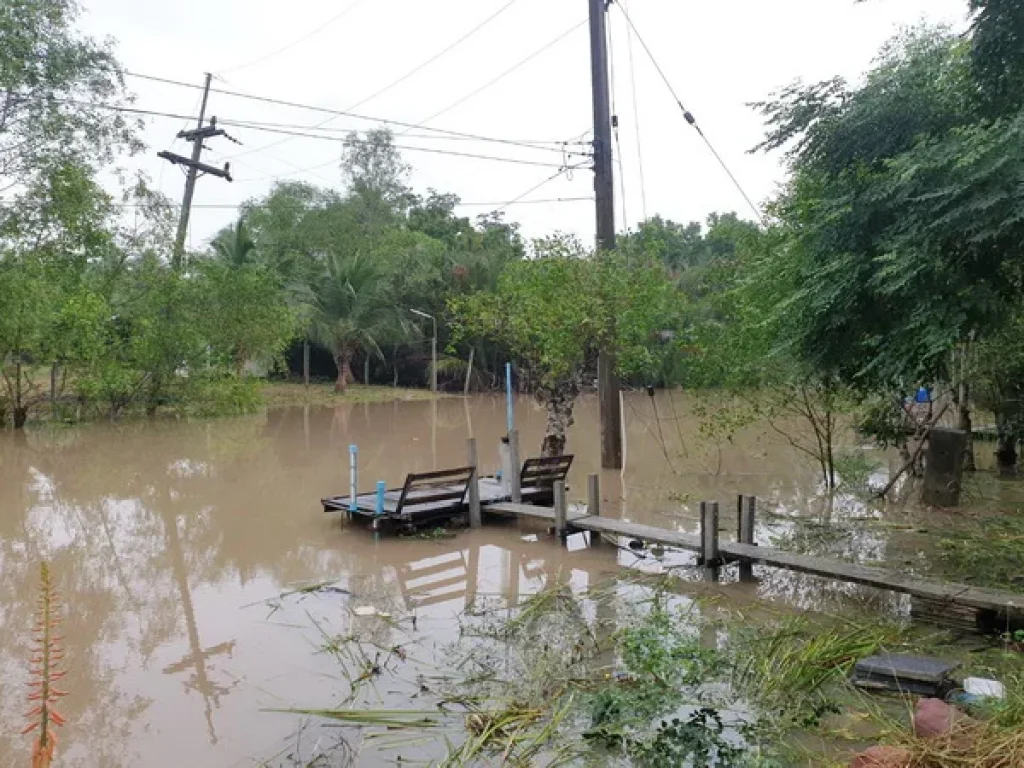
[
  {"x1": 996, "y1": 414, "x2": 1018, "y2": 476},
  {"x1": 539, "y1": 376, "x2": 581, "y2": 458},
  {"x1": 13, "y1": 359, "x2": 24, "y2": 430},
  {"x1": 302, "y1": 339, "x2": 310, "y2": 387},
  {"x1": 957, "y1": 379, "x2": 976, "y2": 471},
  {"x1": 334, "y1": 350, "x2": 353, "y2": 393}
]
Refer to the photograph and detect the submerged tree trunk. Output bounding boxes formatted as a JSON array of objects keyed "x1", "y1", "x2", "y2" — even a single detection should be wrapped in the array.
[
  {"x1": 538, "y1": 375, "x2": 581, "y2": 458},
  {"x1": 13, "y1": 359, "x2": 25, "y2": 430}
]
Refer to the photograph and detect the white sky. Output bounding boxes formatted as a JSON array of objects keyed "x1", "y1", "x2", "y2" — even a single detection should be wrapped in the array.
[{"x1": 78, "y1": 0, "x2": 969, "y2": 249}]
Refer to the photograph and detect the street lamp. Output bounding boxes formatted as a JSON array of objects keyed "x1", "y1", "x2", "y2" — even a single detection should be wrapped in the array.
[{"x1": 410, "y1": 308, "x2": 437, "y2": 393}]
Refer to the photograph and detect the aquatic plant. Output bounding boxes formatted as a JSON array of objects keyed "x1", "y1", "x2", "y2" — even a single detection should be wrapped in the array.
[{"x1": 22, "y1": 563, "x2": 67, "y2": 768}]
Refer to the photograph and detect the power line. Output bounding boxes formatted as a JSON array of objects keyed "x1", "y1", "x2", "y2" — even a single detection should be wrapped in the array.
[
  {"x1": 242, "y1": 0, "x2": 529, "y2": 159},
  {"x1": 32, "y1": 98, "x2": 582, "y2": 174},
  {"x1": 217, "y1": 0, "x2": 367, "y2": 75},
  {"x1": 346, "y1": 0, "x2": 526, "y2": 113},
  {"x1": 120, "y1": 69, "x2": 571, "y2": 154},
  {"x1": 409, "y1": 18, "x2": 589, "y2": 130},
  {"x1": 606, "y1": 9, "x2": 629, "y2": 229},
  {"x1": 496, "y1": 163, "x2": 589, "y2": 213},
  {"x1": 610, "y1": 1, "x2": 765, "y2": 224},
  {"x1": 2, "y1": 196, "x2": 593, "y2": 211},
  {"x1": 622, "y1": 0, "x2": 649, "y2": 221}
]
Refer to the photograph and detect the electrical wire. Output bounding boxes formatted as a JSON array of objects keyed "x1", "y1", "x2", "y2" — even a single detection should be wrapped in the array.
[
  {"x1": 3, "y1": 196, "x2": 595, "y2": 211},
  {"x1": 495, "y1": 163, "x2": 589, "y2": 213},
  {"x1": 408, "y1": 18, "x2": 588, "y2": 130},
  {"x1": 622, "y1": 0, "x2": 648, "y2": 222},
  {"x1": 606, "y1": 9, "x2": 629, "y2": 230},
  {"x1": 217, "y1": 0, "x2": 367, "y2": 75},
  {"x1": 120, "y1": 70, "x2": 570, "y2": 154},
  {"x1": 34, "y1": 98, "x2": 581, "y2": 173},
  {"x1": 241, "y1": 0, "x2": 529, "y2": 158},
  {"x1": 346, "y1": 0, "x2": 525, "y2": 113},
  {"x1": 611, "y1": 1, "x2": 765, "y2": 224}
]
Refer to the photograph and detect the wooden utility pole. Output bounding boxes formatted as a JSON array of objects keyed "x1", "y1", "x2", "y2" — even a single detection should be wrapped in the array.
[
  {"x1": 589, "y1": 0, "x2": 623, "y2": 469},
  {"x1": 158, "y1": 73, "x2": 233, "y2": 269}
]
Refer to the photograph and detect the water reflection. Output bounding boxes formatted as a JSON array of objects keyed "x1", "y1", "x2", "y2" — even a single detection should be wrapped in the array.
[{"x1": 0, "y1": 392, "x2": 1013, "y2": 766}]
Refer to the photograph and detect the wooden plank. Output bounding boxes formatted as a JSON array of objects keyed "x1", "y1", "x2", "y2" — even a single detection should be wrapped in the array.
[
  {"x1": 406, "y1": 466, "x2": 476, "y2": 482},
  {"x1": 721, "y1": 541, "x2": 1023, "y2": 615},
  {"x1": 571, "y1": 517, "x2": 703, "y2": 551},
  {"x1": 485, "y1": 502, "x2": 562, "y2": 521}
]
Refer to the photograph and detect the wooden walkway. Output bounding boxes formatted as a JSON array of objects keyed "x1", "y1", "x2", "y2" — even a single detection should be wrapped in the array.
[{"x1": 486, "y1": 501, "x2": 1024, "y2": 627}]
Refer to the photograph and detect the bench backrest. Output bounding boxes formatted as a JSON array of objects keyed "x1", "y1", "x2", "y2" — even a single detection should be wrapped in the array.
[
  {"x1": 520, "y1": 455, "x2": 574, "y2": 488},
  {"x1": 395, "y1": 466, "x2": 476, "y2": 518}
]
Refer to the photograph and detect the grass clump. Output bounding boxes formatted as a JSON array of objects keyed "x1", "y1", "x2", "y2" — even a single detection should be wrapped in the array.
[{"x1": 937, "y1": 515, "x2": 1024, "y2": 590}]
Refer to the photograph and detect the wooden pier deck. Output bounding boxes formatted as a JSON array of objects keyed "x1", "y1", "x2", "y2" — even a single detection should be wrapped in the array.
[{"x1": 487, "y1": 500, "x2": 1024, "y2": 628}]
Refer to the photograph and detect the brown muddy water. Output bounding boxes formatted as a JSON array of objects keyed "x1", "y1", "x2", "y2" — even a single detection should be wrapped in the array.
[{"x1": 0, "y1": 393, "x2": 1018, "y2": 766}]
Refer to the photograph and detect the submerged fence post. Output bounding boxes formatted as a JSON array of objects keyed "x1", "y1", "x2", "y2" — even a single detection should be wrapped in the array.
[
  {"x1": 509, "y1": 429, "x2": 522, "y2": 503},
  {"x1": 505, "y1": 362, "x2": 514, "y2": 433},
  {"x1": 375, "y1": 481, "x2": 386, "y2": 517},
  {"x1": 468, "y1": 437, "x2": 482, "y2": 529},
  {"x1": 587, "y1": 474, "x2": 601, "y2": 545},
  {"x1": 700, "y1": 501, "x2": 720, "y2": 582},
  {"x1": 737, "y1": 495, "x2": 757, "y2": 583},
  {"x1": 553, "y1": 479, "x2": 568, "y2": 542},
  {"x1": 349, "y1": 444, "x2": 359, "y2": 513}
]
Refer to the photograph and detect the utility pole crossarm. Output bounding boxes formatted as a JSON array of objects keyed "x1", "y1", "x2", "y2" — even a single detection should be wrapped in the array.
[{"x1": 156, "y1": 151, "x2": 233, "y2": 181}]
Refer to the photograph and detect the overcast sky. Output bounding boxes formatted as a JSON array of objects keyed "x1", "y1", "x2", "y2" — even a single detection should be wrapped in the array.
[{"x1": 78, "y1": 0, "x2": 969, "y2": 250}]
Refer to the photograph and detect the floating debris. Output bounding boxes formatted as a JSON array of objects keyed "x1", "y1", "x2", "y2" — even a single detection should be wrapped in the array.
[{"x1": 852, "y1": 653, "x2": 959, "y2": 697}]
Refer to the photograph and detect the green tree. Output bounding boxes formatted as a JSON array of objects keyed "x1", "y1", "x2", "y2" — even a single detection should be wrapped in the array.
[
  {"x1": 452, "y1": 239, "x2": 679, "y2": 456},
  {"x1": 0, "y1": 0, "x2": 140, "y2": 204},
  {"x1": 196, "y1": 260, "x2": 295, "y2": 376},
  {"x1": 299, "y1": 252, "x2": 404, "y2": 392},
  {"x1": 211, "y1": 219, "x2": 257, "y2": 267}
]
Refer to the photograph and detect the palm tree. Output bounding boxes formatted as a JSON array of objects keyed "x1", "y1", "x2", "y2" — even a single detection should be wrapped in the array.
[
  {"x1": 212, "y1": 219, "x2": 257, "y2": 267},
  {"x1": 299, "y1": 251, "x2": 402, "y2": 392}
]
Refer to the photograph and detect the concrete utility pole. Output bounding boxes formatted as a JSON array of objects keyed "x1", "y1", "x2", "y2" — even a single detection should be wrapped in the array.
[
  {"x1": 158, "y1": 73, "x2": 233, "y2": 269},
  {"x1": 589, "y1": 0, "x2": 624, "y2": 470}
]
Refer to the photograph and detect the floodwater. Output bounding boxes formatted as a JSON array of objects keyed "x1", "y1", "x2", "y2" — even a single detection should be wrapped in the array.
[{"x1": 0, "y1": 392, "x2": 1017, "y2": 766}]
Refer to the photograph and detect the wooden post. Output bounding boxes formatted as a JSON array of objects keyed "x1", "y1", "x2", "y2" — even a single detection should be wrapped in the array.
[
  {"x1": 464, "y1": 347, "x2": 475, "y2": 395},
  {"x1": 509, "y1": 429, "x2": 522, "y2": 503},
  {"x1": 587, "y1": 474, "x2": 601, "y2": 545},
  {"x1": 553, "y1": 479, "x2": 568, "y2": 542},
  {"x1": 303, "y1": 340, "x2": 310, "y2": 389},
  {"x1": 467, "y1": 438, "x2": 482, "y2": 529},
  {"x1": 737, "y1": 495, "x2": 756, "y2": 583},
  {"x1": 700, "y1": 501, "x2": 720, "y2": 581}
]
